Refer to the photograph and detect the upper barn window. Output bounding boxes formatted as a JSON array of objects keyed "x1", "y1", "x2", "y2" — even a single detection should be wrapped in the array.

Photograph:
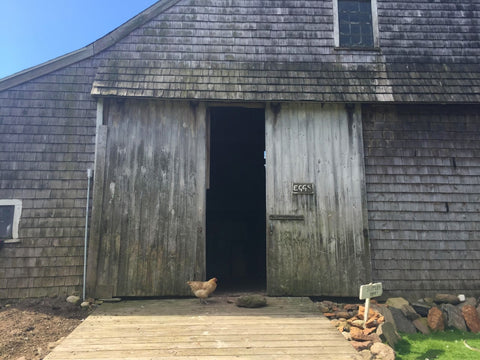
[{"x1": 334, "y1": 0, "x2": 379, "y2": 49}]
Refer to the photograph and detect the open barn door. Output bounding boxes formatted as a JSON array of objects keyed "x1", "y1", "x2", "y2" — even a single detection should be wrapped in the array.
[
  {"x1": 265, "y1": 103, "x2": 372, "y2": 296},
  {"x1": 206, "y1": 107, "x2": 266, "y2": 290}
]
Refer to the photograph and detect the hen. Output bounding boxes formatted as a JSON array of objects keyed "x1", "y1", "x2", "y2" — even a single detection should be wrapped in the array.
[{"x1": 187, "y1": 277, "x2": 218, "y2": 304}]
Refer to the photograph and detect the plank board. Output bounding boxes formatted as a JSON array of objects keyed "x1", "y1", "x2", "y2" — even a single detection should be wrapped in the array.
[
  {"x1": 44, "y1": 297, "x2": 359, "y2": 360},
  {"x1": 265, "y1": 103, "x2": 371, "y2": 296},
  {"x1": 87, "y1": 99, "x2": 207, "y2": 297}
]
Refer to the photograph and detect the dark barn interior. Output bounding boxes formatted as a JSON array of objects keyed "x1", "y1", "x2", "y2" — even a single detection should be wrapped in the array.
[{"x1": 206, "y1": 107, "x2": 266, "y2": 290}]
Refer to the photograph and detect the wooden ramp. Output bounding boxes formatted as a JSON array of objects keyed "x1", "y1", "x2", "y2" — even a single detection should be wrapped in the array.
[{"x1": 45, "y1": 296, "x2": 360, "y2": 360}]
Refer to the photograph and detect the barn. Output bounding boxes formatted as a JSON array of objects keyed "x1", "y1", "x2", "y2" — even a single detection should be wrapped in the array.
[{"x1": 0, "y1": 0, "x2": 479, "y2": 300}]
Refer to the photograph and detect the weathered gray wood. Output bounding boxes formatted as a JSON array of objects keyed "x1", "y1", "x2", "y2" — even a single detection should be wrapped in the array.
[
  {"x1": 265, "y1": 103, "x2": 371, "y2": 296},
  {"x1": 0, "y1": 58, "x2": 97, "y2": 299},
  {"x1": 44, "y1": 297, "x2": 358, "y2": 360},
  {"x1": 88, "y1": 0, "x2": 480, "y2": 103},
  {"x1": 86, "y1": 122, "x2": 109, "y2": 298},
  {"x1": 89, "y1": 100, "x2": 206, "y2": 297},
  {"x1": 363, "y1": 105, "x2": 480, "y2": 298}
]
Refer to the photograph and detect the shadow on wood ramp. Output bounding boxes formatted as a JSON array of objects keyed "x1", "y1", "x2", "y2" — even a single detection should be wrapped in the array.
[{"x1": 44, "y1": 296, "x2": 360, "y2": 359}]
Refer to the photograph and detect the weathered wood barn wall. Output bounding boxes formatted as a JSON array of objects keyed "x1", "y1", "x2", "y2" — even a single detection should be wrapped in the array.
[
  {"x1": 364, "y1": 105, "x2": 480, "y2": 297},
  {"x1": 0, "y1": 60, "x2": 97, "y2": 298},
  {"x1": 0, "y1": 0, "x2": 479, "y2": 299}
]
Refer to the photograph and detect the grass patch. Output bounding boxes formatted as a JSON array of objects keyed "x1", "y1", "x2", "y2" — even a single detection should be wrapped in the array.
[{"x1": 395, "y1": 329, "x2": 480, "y2": 360}]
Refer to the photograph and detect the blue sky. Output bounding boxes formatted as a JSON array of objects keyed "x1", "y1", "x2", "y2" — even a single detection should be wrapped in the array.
[{"x1": 0, "y1": 0, "x2": 159, "y2": 79}]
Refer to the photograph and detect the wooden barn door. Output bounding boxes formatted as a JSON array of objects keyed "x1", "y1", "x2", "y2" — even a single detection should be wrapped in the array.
[
  {"x1": 87, "y1": 99, "x2": 206, "y2": 298},
  {"x1": 265, "y1": 103, "x2": 371, "y2": 296}
]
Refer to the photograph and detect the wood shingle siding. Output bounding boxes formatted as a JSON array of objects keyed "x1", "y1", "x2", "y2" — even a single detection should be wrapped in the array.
[
  {"x1": 91, "y1": 0, "x2": 480, "y2": 103},
  {"x1": 0, "y1": 60, "x2": 96, "y2": 298},
  {"x1": 363, "y1": 105, "x2": 480, "y2": 298}
]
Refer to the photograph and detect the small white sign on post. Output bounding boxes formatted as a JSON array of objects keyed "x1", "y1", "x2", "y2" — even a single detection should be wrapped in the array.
[{"x1": 359, "y1": 282, "x2": 383, "y2": 329}]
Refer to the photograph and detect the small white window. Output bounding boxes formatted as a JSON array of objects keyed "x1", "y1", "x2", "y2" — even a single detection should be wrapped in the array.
[
  {"x1": 0, "y1": 199, "x2": 22, "y2": 241},
  {"x1": 333, "y1": 0, "x2": 379, "y2": 49}
]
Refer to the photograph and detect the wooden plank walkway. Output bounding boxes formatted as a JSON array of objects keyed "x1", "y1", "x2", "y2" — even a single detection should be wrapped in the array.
[{"x1": 44, "y1": 296, "x2": 360, "y2": 360}]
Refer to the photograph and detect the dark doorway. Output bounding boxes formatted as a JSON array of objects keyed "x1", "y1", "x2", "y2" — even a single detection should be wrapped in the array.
[{"x1": 206, "y1": 107, "x2": 266, "y2": 290}]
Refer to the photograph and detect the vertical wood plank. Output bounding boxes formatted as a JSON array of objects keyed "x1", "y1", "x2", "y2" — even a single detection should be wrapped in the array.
[
  {"x1": 86, "y1": 108, "x2": 110, "y2": 297},
  {"x1": 266, "y1": 103, "x2": 371, "y2": 296},
  {"x1": 90, "y1": 100, "x2": 206, "y2": 297}
]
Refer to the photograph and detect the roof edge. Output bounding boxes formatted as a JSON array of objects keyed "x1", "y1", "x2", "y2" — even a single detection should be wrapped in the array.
[{"x1": 0, "y1": 0, "x2": 181, "y2": 92}]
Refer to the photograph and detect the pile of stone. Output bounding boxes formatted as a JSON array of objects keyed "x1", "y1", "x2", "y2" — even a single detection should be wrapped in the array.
[{"x1": 317, "y1": 294, "x2": 480, "y2": 360}]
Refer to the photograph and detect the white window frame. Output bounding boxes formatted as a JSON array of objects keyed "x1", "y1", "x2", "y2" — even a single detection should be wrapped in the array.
[
  {"x1": 333, "y1": 0, "x2": 379, "y2": 49},
  {"x1": 0, "y1": 199, "x2": 22, "y2": 241}
]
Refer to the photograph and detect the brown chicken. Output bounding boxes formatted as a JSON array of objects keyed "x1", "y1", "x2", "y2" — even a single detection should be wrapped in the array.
[{"x1": 187, "y1": 277, "x2": 218, "y2": 303}]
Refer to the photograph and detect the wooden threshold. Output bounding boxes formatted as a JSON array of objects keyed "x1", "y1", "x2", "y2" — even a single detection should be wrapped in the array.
[{"x1": 44, "y1": 296, "x2": 359, "y2": 360}]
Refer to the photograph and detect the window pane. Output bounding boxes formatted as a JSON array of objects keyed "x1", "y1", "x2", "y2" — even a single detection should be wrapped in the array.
[
  {"x1": 339, "y1": 1, "x2": 357, "y2": 12},
  {"x1": 339, "y1": 21, "x2": 350, "y2": 35},
  {"x1": 338, "y1": 0, "x2": 374, "y2": 48},
  {"x1": 0, "y1": 205, "x2": 14, "y2": 239},
  {"x1": 359, "y1": 0, "x2": 372, "y2": 12}
]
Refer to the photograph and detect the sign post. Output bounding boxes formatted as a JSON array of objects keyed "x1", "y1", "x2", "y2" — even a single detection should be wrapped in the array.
[{"x1": 359, "y1": 282, "x2": 383, "y2": 329}]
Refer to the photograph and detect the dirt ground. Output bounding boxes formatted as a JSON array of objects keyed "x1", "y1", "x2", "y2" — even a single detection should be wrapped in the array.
[{"x1": 0, "y1": 297, "x2": 93, "y2": 360}]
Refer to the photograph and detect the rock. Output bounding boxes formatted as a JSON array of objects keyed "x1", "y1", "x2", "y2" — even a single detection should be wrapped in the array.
[
  {"x1": 427, "y1": 307, "x2": 445, "y2": 331},
  {"x1": 374, "y1": 305, "x2": 397, "y2": 331},
  {"x1": 376, "y1": 322, "x2": 401, "y2": 348},
  {"x1": 345, "y1": 303, "x2": 359, "y2": 311},
  {"x1": 336, "y1": 311, "x2": 352, "y2": 319},
  {"x1": 412, "y1": 317, "x2": 431, "y2": 334},
  {"x1": 317, "y1": 303, "x2": 330, "y2": 313},
  {"x1": 386, "y1": 297, "x2": 419, "y2": 320},
  {"x1": 332, "y1": 319, "x2": 350, "y2": 332},
  {"x1": 66, "y1": 295, "x2": 81, "y2": 306},
  {"x1": 367, "y1": 333, "x2": 382, "y2": 344},
  {"x1": 235, "y1": 295, "x2": 267, "y2": 308},
  {"x1": 338, "y1": 320, "x2": 350, "y2": 332},
  {"x1": 459, "y1": 297, "x2": 478, "y2": 308},
  {"x1": 365, "y1": 314, "x2": 384, "y2": 328},
  {"x1": 423, "y1": 297, "x2": 435, "y2": 306},
  {"x1": 462, "y1": 305, "x2": 480, "y2": 333},
  {"x1": 351, "y1": 319, "x2": 365, "y2": 328},
  {"x1": 411, "y1": 302, "x2": 431, "y2": 317},
  {"x1": 350, "y1": 340, "x2": 373, "y2": 352},
  {"x1": 358, "y1": 349, "x2": 373, "y2": 360},
  {"x1": 441, "y1": 304, "x2": 467, "y2": 331},
  {"x1": 331, "y1": 319, "x2": 341, "y2": 327},
  {"x1": 370, "y1": 342, "x2": 396, "y2": 360},
  {"x1": 80, "y1": 301, "x2": 91, "y2": 309},
  {"x1": 401, "y1": 304, "x2": 420, "y2": 321},
  {"x1": 358, "y1": 305, "x2": 378, "y2": 321},
  {"x1": 350, "y1": 327, "x2": 371, "y2": 341},
  {"x1": 386, "y1": 297, "x2": 410, "y2": 309},
  {"x1": 342, "y1": 331, "x2": 352, "y2": 341},
  {"x1": 434, "y1": 293, "x2": 460, "y2": 305},
  {"x1": 389, "y1": 307, "x2": 417, "y2": 333}
]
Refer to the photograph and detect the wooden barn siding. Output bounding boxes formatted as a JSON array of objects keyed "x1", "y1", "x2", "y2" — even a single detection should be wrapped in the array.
[
  {"x1": 266, "y1": 103, "x2": 371, "y2": 296},
  {"x1": 363, "y1": 105, "x2": 480, "y2": 299},
  {"x1": 0, "y1": 60, "x2": 97, "y2": 298},
  {"x1": 87, "y1": 99, "x2": 206, "y2": 298}
]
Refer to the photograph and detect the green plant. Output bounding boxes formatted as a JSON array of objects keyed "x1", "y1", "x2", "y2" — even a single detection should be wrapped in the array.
[{"x1": 395, "y1": 329, "x2": 480, "y2": 360}]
